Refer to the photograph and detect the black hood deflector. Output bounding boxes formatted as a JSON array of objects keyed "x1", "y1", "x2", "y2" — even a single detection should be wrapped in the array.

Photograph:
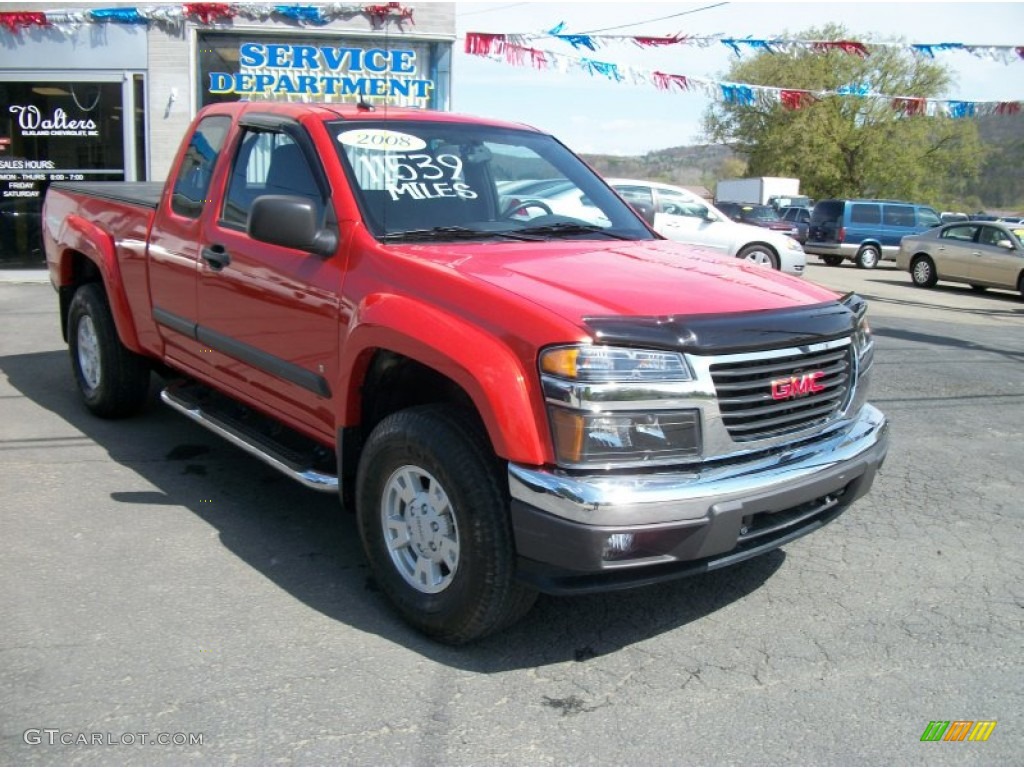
[{"x1": 583, "y1": 294, "x2": 866, "y2": 355}]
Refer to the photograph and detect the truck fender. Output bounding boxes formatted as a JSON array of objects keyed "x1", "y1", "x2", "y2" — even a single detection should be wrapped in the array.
[
  {"x1": 341, "y1": 294, "x2": 550, "y2": 465},
  {"x1": 56, "y1": 214, "x2": 143, "y2": 353}
]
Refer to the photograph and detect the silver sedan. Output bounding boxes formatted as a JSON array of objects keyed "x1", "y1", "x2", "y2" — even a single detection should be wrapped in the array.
[{"x1": 896, "y1": 221, "x2": 1024, "y2": 297}]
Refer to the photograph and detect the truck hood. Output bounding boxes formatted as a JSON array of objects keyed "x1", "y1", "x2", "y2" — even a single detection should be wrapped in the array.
[{"x1": 389, "y1": 239, "x2": 836, "y2": 322}]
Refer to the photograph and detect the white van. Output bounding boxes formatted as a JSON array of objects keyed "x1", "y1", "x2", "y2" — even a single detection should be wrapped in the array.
[{"x1": 607, "y1": 178, "x2": 806, "y2": 276}]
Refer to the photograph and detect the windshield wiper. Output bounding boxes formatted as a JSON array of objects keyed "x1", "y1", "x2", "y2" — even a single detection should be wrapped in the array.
[
  {"x1": 515, "y1": 222, "x2": 631, "y2": 240},
  {"x1": 381, "y1": 226, "x2": 539, "y2": 242}
]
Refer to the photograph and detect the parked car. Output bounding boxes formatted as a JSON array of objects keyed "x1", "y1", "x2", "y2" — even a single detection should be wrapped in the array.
[
  {"x1": 940, "y1": 211, "x2": 970, "y2": 224},
  {"x1": 997, "y1": 216, "x2": 1024, "y2": 225},
  {"x1": 896, "y1": 220, "x2": 1024, "y2": 297},
  {"x1": 805, "y1": 198, "x2": 941, "y2": 268},
  {"x1": 715, "y1": 201, "x2": 795, "y2": 233},
  {"x1": 778, "y1": 205, "x2": 812, "y2": 244},
  {"x1": 608, "y1": 178, "x2": 806, "y2": 275}
]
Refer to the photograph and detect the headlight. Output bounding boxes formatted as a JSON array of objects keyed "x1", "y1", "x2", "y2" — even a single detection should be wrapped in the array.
[
  {"x1": 540, "y1": 344, "x2": 701, "y2": 468},
  {"x1": 853, "y1": 314, "x2": 874, "y2": 368},
  {"x1": 540, "y1": 345, "x2": 692, "y2": 382},
  {"x1": 783, "y1": 236, "x2": 803, "y2": 251}
]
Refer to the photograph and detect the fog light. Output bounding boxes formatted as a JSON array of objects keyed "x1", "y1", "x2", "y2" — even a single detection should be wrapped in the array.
[{"x1": 602, "y1": 532, "x2": 636, "y2": 560}]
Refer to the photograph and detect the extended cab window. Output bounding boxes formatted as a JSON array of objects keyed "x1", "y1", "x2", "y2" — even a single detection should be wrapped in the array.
[
  {"x1": 171, "y1": 116, "x2": 230, "y2": 218},
  {"x1": 222, "y1": 130, "x2": 324, "y2": 229}
]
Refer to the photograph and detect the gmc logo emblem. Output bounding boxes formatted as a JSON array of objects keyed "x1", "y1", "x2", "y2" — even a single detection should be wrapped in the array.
[{"x1": 771, "y1": 371, "x2": 826, "y2": 400}]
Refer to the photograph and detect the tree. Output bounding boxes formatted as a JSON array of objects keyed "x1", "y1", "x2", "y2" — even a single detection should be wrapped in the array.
[{"x1": 702, "y1": 24, "x2": 986, "y2": 205}]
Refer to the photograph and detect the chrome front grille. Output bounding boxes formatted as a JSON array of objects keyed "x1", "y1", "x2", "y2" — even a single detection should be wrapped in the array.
[{"x1": 709, "y1": 340, "x2": 853, "y2": 442}]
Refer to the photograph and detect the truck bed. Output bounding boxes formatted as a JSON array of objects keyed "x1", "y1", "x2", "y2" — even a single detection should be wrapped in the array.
[{"x1": 48, "y1": 181, "x2": 165, "y2": 210}]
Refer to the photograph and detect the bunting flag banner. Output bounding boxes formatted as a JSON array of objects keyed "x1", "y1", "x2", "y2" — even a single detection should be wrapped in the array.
[
  {"x1": 0, "y1": 11, "x2": 48, "y2": 31},
  {"x1": 464, "y1": 36, "x2": 1023, "y2": 118},
  {"x1": 183, "y1": 4, "x2": 236, "y2": 25},
  {"x1": 466, "y1": 29, "x2": 1024, "y2": 64},
  {"x1": 0, "y1": 3, "x2": 414, "y2": 35}
]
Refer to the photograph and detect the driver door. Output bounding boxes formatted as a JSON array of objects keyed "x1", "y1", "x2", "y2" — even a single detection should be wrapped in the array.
[{"x1": 196, "y1": 120, "x2": 343, "y2": 439}]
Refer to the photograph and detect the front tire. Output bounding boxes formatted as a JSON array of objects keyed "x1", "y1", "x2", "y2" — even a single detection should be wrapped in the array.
[
  {"x1": 737, "y1": 244, "x2": 780, "y2": 270},
  {"x1": 910, "y1": 256, "x2": 938, "y2": 288},
  {"x1": 67, "y1": 283, "x2": 150, "y2": 418},
  {"x1": 855, "y1": 245, "x2": 880, "y2": 269},
  {"x1": 356, "y1": 405, "x2": 537, "y2": 644}
]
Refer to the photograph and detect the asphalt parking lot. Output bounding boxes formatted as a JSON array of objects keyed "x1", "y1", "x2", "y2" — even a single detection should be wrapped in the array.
[{"x1": 1, "y1": 262, "x2": 1022, "y2": 766}]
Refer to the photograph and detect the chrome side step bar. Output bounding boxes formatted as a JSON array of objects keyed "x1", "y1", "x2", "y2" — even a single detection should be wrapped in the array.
[{"x1": 160, "y1": 386, "x2": 339, "y2": 493}]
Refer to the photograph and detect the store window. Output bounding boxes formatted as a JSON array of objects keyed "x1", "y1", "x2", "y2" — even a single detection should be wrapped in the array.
[
  {"x1": 0, "y1": 80, "x2": 127, "y2": 267},
  {"x1": 196, "y1": 32, "x2": 446, "y2": 110}
]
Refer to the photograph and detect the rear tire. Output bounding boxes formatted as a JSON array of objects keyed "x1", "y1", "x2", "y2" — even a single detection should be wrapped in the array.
[
  {"x1": 67, "y1": 283, "x2": 150, "y2": 418},
  {"x1": 356, "y1": 404, "x2": 537, "y2": 644},
  {"x1": 855, "y1": 245, "x2": 880, "y2": 269},
  {"x1": 822, "y1": 255, "x2": 844, "y2": 267},
  {"x1": 910, "y1": 256, "x2": 938, "y2": 288}
]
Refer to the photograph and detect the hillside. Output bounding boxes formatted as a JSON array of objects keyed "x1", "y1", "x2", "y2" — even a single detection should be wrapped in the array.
[
  {"x1": 582, "y1": 113, "x2": 1023, "y2": 211},
  {"x1": 581, "y1": 145, "x2": 735, "y2": 189}
]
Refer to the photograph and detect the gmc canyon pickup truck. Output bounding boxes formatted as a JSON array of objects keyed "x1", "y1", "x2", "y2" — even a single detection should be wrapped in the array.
[{"x1": 44, "y1": 102, "x2": 888, "y2": 644}]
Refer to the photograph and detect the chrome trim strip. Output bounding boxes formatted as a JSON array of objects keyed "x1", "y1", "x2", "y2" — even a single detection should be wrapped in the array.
[
  {"x1": 509, "y1": 404, "x2": 887, "y2": 526},
  {"x1": 161, "y1": 388, "x2": 338, "y2": 493}
]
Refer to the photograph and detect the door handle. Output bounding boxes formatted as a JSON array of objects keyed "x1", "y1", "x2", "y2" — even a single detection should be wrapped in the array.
[{"x1": 201, "y1": 245, "x2": 231, "y2": 271}]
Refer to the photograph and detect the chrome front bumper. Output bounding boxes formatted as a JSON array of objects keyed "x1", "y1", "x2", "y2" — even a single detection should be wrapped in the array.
[{"x1": 507, "y1": 405, "x2": 888, "y2": 592}]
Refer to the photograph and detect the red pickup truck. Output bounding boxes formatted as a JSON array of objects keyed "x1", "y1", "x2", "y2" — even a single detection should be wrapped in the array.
[{"x1": 44, "y1": 101, "x2": 888, "y2": 644}]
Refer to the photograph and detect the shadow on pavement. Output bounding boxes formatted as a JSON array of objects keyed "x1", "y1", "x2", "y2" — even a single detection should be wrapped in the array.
[
  {"x1": 855, "y1": 279, "x2": 1024, "y2": 314},
  {"x1": 1, "y1": 348, "x2": 784, "y2": 670}
]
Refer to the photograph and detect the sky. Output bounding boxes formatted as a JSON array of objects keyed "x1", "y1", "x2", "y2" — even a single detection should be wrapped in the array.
[{"x1": 450, "y1": 0, "x2": 1024, "y2": 155}]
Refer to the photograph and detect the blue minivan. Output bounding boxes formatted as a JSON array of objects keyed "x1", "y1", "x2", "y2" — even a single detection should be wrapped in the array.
[{"x1": 805, "y1": 199, "x2": 941, "y2": 268}]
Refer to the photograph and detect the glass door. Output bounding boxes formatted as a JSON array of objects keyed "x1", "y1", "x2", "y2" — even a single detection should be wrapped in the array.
[{"x1": 0, "y1": 75, "x2": 145, "y2": 267}]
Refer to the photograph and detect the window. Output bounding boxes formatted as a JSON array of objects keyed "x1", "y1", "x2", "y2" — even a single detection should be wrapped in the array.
[
  {"x1": 1, "y1": 79, "x2": 128, "y2": 266},
  {"x1": 222, "y1": 130, "x2": 323, "y2": 228},
  {"x1": 171, "y1": 115, "x2": 230, "y2": 218},
  {"x1": 330, "y1": 120, "x2": 653, "y2": 240},
  {"x1": 940, "y1": 225, "x2": 978, "y2": 242},
  {"x1": 883, "y1": 205, "x2": 915, "y2": 227},
  {"x1": 657, "y1": 189, "x2": 706, "y2": 218},
  {"x1": 850, "y1": 204, "x2": 881, "y2": 224},
  {"x1": 978, "y1": 226, "x2": 1006, "y2": 247},
  {"x1": 613, "y1": 185, "x2": 654, "y2": 208},
  {"x1": 917, "y1": 208, "x2": 941, "y2": 228}
]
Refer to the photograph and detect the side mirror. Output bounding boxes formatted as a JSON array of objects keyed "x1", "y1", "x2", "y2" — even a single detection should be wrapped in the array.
[
  {"x1": 248, "y1": 195, "x2": 337, "y2": 257},
  {"x1": 996, "y1": 239, "x2": 1015, "y2": 250}
]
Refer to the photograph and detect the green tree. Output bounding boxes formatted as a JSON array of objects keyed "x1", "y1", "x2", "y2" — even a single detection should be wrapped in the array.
[{"x1": 702, "y1": 24, "x2": 986, "y2": 205}]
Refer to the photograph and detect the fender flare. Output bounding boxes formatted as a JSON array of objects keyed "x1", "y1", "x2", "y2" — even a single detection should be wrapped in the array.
[
  {"x1": 340, "y1": 293, "x2": 550, "y2": 465},
  {"x1": 55, "y1": 214, "x2": 143, "y2": 353}
]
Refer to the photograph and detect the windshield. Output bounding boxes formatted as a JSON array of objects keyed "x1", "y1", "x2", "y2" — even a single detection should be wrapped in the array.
[
  {"x1": 741, "y1": 205, "x2": 782, "y2": 222},
  {"x1": 328, "y1": 120, "x2": 656, "y2": 242}
]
